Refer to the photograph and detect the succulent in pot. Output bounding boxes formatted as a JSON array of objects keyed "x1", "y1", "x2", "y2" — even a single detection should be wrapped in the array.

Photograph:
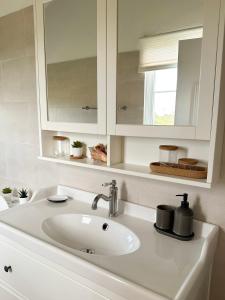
[
  {"x1": 2, "y1": 187, "x2": 12, "y2": 195},
  {"x1": 18, "y1": 188, "x2": 29, "y2": 204},
  {"x1": 71, "y1": 140, "x2": 83, "y2": 158},
  {"x1": 2, "y1": 187, "x2": 13, "y2": 202}
]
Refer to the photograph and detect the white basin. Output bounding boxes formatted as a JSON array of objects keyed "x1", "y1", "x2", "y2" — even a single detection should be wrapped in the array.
[{"x1": 42, "y1": 214, "x2": 140, "y2": 256}]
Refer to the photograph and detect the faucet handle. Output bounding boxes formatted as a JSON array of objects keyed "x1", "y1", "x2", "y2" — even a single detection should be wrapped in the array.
[{"x1": 102, "y1": 180, "x2": 117, "y2": 187}]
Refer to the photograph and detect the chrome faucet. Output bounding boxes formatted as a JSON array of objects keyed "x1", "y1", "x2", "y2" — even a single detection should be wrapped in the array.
[{"x1": 92, "y1": 180, "x2": 118, "y2": 217}]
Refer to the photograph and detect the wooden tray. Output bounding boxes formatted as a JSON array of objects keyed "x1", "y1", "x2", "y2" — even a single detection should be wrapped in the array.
[
  {"x1": 150, "y1": 162, "x2": 207, "y2": 179},
  {"x1": 70, "y1": 155, "x2": 86, "y2": 160}
]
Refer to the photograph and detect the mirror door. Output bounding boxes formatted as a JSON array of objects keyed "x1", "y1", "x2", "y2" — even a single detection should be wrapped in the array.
[
  {"x1": 35, "y1": 0, "x2": 106, "y2": 134},
  {"x1": 107, "y1": 0, "x2": 220, "y2": 140}
]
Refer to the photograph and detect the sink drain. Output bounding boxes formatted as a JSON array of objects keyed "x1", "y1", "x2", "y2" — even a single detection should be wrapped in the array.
[
  {"x1": 102, "y1": 223, "x2": 109, "y2": 231},
  {"x1": 80, "y1": 248, "x2": 95, "y2": 254}
]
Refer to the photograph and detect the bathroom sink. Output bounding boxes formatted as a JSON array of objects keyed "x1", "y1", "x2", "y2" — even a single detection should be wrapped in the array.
[
  {"x1": 42, "y1": 214, "x2": 140, "y2": 256},
  {"x1": 0, "y1": 186, "x2": 219, "y2": 300}
]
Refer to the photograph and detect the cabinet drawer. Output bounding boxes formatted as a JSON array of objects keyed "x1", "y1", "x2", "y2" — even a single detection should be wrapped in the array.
[
  {"x1": 0, "y1": 281, "x2": 27, "y2": 300},
  {"x1": 0, "y1": 240, "x2": 108, "y2": 300}
]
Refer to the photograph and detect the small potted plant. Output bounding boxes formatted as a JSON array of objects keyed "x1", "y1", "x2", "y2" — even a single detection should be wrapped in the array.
[
  {"x1": 2, "y1": 187, "x2": 12, "y2": 201},
  {"x1": 18, "y1": 188, "x2": 29, "y2": 204},
  {"x1": 71, "y1": 140, "x2": 83, "y2": 158}
]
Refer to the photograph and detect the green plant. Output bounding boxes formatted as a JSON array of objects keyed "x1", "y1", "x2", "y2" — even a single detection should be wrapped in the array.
[
  {"x1": 71, "y1": 140, "x2": 83, "y2": 148},
  {"x1": 18, "y1": 188, "x2": 28, "y2": 199},
  {"x1": 2, "y1": 187, "x2": 12, "y2": 194}
]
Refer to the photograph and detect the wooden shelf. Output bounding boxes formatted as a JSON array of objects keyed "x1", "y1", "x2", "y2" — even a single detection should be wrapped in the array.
[{"x1": 39, "y1": 156, "x2": 211, "y2": 189}]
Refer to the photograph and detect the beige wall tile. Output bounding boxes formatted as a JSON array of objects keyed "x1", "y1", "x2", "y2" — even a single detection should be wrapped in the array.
[
  {"x1": 0, "y1": 63, "x2": 3, "y2": 101},
  {"x1": 23, "y1": 6, "x2": 35, "y2": 57},
  {"x1": 0, "y1": 142, "x2": 7, "y2": 178},
  {"x1": 1, "y1": 56, "x2": 36, "y2": 102},
  {"x1": 47, "y1": 57, "x2": 97, "y2": 105},
  {"x1": 46, "y1": 57, "x2": 97, "y2": 122},
  {"x1": 0, "y1": 10, "x2": 25, "y2": 61}
]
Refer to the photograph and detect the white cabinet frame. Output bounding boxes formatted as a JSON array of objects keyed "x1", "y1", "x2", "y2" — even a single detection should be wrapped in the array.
[
  {"x1": 34, "y1": 0, "x2": 107, "y2": 134},
  {"x1": 107, "y1": 0, "x2": 221, "y2": 140}
]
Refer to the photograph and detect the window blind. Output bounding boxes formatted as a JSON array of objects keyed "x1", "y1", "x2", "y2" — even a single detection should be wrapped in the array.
[{"x1": 139, "y1": 27, "x2": 203, "y2": 72}]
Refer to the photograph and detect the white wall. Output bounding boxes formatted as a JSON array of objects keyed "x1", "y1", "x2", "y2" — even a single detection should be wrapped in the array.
[
  {"x1": 44, "y1": 0, "x2": 97, "y2": 63},
  {"x1": 44, "y1": 0, "x2": 204, "y2": 62},
  {"x1": 0, "y1": 0, "x2": 32, "y2": 18},
  {"x1": 118, "y1": 0, "x2": 204, "y2": 52}
]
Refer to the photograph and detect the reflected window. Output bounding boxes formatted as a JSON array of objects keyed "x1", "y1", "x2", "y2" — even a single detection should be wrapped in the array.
[{"x1": 144, "y1": 68, "x2": 177, "y2": 125}]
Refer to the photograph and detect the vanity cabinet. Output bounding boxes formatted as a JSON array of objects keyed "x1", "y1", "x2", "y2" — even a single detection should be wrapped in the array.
[
  {"x1": 0, "y1": 286, "x2": 23, "y2": 300},
  {"x1": 0, "y1": 238, "x2": 110, "y2": 300},
  {"x1": 0, "y1": 285, "x2": 23, "y2": 300}
]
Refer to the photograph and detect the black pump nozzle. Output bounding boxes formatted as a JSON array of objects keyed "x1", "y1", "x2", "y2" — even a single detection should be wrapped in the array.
[{"x1": 176, "y1": 193, "x2": 189, "y2": 208}]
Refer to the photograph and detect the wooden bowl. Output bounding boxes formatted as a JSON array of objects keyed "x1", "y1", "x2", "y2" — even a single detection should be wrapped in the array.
[{"x1": 178, "y1": 158, "x2": 199, "y2": 166}]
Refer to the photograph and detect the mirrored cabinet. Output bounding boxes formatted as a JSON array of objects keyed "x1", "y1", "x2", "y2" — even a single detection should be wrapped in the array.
[{"x1": 34, "y1": 0, "x2": 225, "y2": 188}]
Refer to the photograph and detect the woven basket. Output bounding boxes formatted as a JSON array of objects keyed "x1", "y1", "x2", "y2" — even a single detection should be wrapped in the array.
[{"x1": 150, "y1": 162, "x2": 207, "y2": 179}]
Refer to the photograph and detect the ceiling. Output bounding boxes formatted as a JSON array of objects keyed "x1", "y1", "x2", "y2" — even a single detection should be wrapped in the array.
[{"x1": 0, "y1": 0, "x2": 33, "y2": 18}]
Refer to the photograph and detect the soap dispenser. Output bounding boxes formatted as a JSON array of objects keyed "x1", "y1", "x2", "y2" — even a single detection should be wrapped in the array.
[{"x1": 173, "y1": 193, "x2": 193, "y2": 237}]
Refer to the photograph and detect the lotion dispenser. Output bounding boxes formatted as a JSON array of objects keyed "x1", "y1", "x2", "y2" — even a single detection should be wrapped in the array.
[{"x1": 173, "y1": 193, "x2": 194, "y2": 237}]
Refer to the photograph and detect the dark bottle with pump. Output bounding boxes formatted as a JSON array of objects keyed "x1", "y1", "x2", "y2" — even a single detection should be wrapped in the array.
[{"x1": 173, "y1": 193, "x2": 193, "y2": 237}]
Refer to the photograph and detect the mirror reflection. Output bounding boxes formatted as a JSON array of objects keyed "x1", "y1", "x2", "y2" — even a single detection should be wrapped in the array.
[
  {"x1": 117, "y1": 0, "x2": 204, "y2": 126},
  {"x1": 44, "y1": 0, "x2": 97, "y2": 123}
]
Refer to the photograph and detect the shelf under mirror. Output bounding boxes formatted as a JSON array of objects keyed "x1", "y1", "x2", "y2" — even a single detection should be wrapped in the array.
[
  {"x1": 39, "y1": 156, "x2": 210, "y2": 189},
  {"x1": 39, "y1": 131, "x2": 211, "y2": 188}
]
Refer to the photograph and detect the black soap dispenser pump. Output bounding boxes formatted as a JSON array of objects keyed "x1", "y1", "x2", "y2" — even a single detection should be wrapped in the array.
[{"x1": 173, "y1": 193, "x2": 194, "y2": 237}]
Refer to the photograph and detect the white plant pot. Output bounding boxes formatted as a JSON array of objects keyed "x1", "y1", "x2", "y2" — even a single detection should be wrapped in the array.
[
  {"x1": 19, "y1": 197, "x2": 28, "y2": 205},
  {"x1": 72, "y1": 147, "x2": 83, "y2": 158},
  {"x1": 2, "y1": 193, "x2": 12, "y2": 202}
]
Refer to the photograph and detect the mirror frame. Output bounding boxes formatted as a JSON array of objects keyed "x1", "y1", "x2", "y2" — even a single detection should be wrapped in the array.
[
  {"x1": 34, "y1": 0, "x2": 107, "y2": 134},
  {"x1": 107, "y1": 0, "x2": 221, "y2": 140}
]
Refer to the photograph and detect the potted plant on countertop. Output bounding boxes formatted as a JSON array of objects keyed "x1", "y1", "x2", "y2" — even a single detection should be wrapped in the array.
[
  {"x1": 18, "y1": 188, "x2": 29, "y2": 205},
  {"x1": 2, "y1": 187, "x2": 13, "y2": 201},
  {"x1": 71, "y1": 140, "x2": 83, "y2": 158}
]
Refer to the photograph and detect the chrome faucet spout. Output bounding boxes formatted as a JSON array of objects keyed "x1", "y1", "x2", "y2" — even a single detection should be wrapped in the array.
[
  {"x1": 92, "y1": 194, "x2": 109, "y2": 210},
  {"x1": 91, "y1": 180, "x2": 118, "y2": 217}
]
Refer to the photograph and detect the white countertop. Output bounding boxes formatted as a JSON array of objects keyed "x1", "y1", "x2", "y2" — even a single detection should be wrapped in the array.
[{"x1": 0, "y1": 186, "x2": 218, "y2": 300}]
